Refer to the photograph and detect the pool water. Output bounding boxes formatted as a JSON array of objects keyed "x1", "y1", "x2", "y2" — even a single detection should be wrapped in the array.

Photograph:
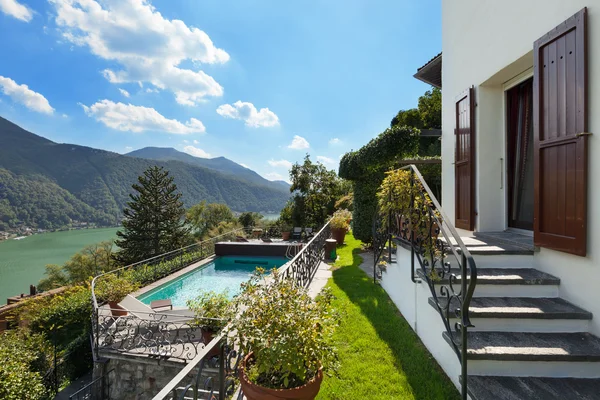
[{"x1": 137, "y1": 256, "x2": 289, "y2": 307}]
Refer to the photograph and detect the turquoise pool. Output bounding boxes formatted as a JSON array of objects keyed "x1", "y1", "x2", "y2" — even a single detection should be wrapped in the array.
[{"x1": 137, "y1": 256, "x2": 289, "y2": 307}]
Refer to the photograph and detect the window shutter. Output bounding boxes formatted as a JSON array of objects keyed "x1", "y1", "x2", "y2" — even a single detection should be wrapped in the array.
[
  {"x1": 455, "y1": 87, "x2": 475, "y2": 230},
  {"x1": 533, "y1": 8, "x2": 588, "y2": 256}
]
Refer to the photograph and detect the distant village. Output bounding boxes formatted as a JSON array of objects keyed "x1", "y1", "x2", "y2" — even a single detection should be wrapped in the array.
[{"x1": 0, "y1": 221, "x2": 102, "y2": 242}]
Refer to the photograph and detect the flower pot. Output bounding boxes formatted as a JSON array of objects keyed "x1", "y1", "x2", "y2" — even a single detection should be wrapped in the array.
[
  {"x1": 282, "y1": 231, "x2": 291, "y2": 241},
  {"x1": 201, "y1": 329, "x2": 221, "y2": 358},
  {"x1": 108, "y1": 301, "x2": 128, "y2": 317},
  {"x1": 239, "y1": 353, "x2": 323, "y2": 400},
  {"x1": 330, "y1": 227, "x2": 347, "y2": 245}
]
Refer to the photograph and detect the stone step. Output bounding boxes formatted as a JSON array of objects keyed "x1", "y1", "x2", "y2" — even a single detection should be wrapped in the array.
[
  {"x1": 429, "y1": 297, "x2": 592, "y2": 332},
  {"x1": 422, "y1": 268, "x2": 561, "y2": 298},
  {"x1": 467, "y1": 375, "x2": 600, "y2": 400},
  {"x1": 445, "y1": 331, "x2": 600, "y2": 378}
]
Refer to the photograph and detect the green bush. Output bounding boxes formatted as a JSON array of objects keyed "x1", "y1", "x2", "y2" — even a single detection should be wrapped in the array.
[
  {"x1": 0, "y1": 330, "x2": 51, "y2": 400},
  {"x1": 226, "y1": 268, "x2": 339, "y2": 389},
  {"x1": 187, "y1": 291, "x2": 231, "y2": 331}
]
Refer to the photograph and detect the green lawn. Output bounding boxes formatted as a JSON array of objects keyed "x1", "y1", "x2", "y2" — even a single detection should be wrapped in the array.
[{"x1": 317, "y1": 233, "x2": 460, "y2": 400}]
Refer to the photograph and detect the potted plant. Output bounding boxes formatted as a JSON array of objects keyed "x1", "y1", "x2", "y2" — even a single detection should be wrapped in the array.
[
  {"x1": 187, "y1": 290, "x2": 231, "y2": 357},
  {"x1": 226, "y1": 268, "x2": 338, "y2": 400},
  {"x1": 95, "y1": 274, "x2": 137, "y2": 317},
  {"x1": 330, "y1": 209, "x2": 352, "y2": 245},
  {"x1": 281, "y1": 224, "x2": 292, "y2": 241}
]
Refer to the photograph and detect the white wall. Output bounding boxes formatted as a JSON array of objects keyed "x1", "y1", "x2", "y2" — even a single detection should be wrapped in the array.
[
  {"x1": 381, "y1": 245, "x2": 462, "y2": 390},
  {"x1": 442, "y1": 1, "x2": 600, "y2": 335}
]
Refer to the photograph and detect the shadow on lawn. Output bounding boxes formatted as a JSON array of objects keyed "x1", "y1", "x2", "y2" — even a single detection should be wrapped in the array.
[{"x1": 331, "y1": 246, "x2": 460, "y2": 400}]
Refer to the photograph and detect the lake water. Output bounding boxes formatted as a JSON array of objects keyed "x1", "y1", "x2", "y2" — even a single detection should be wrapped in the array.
[{"x1": 0, "y1": 227, "x2": 120, "y2": 302}]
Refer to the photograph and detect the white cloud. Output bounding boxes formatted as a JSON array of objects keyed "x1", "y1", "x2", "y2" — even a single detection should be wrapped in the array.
[
  {"x1": 50, "y1": 0, "x2": 229, "y2": 106},
  {"x1": 216, "y1": 101, "x2": 279, "y2": 128},
  {"x1": 0, "y1": 0, "x2": 33, "y2": 22},
  {"x1": 317, "y1": 156, "x2": 335, "y2": 165},
  {"x1": 81, "y1": 100, "x2": 206, "y2": 134},
  {"x1": 183, "y1": 145, "x2": 211, "y2": 158},
  {"x1": 287, "y1": 135, "x2": 309, "y2": 150},
  {"x1": 183, "y1": 139, "x2": 189, "y2": 143},
  {"x1": 268, "y1": 159, "x2": 293, "y2": 169},
  {"x1": 329, "y1": 138, "x2": 341, "y2": 145},
  {"x1": 0, "y1": 76, "x2": 54, "y2": 114},
  {"x1": 193, "y1": 139, "x2": 199, "y2": 144},
  {"x1": 125, "y1": 146, "x2": 133, "y2": 151},
  {"x1": 265, "y1": 172, "x2": 284, "y2": 181},
  {"x1": 118, "y1": 88, "x2": 130, "y2": 98},
  {"x1": 240, "y1": 163, "x2": 250, "y2": 169},
  {"x1": 145, "y1": 88, "x2": 159, "y2": 93}
]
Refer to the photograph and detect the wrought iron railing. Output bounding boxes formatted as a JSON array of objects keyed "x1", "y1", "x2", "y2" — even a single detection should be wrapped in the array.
[
  {"x1": 153, "y1": 333, "x2": 242, "y2": 400},
  {"x1": 373, "y1": 165, "x2": 477, "y2": 400},
  {"x1": 279, "y1": 220, "x2": 331, "y2": 288},
  {"x1": 94, "y1": 307, "x2": 226, "y2": 362}
]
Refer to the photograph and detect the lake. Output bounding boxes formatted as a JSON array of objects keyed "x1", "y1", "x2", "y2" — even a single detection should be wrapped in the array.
[{"x1": 0, "y1": 227, "x2": 120, "y2": 302}]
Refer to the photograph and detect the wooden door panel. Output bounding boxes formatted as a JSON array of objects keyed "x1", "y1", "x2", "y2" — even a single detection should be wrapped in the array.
[
  {"x1": 455, "y1": 88, "x2": 475, "y2": 230},
  {"x1": 533, "y1": 7, "x2": 588, "y2": 256}
]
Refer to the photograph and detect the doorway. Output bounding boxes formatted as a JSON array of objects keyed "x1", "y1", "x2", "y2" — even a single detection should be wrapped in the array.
[{"x1": 506, "y1": 78, "x2": 534, "y2": 231}]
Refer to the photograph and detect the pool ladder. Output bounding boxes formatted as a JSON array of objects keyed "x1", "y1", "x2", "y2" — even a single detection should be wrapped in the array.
[{"x1": 285, "y1": 243, "x2": 300, "y2": 259}]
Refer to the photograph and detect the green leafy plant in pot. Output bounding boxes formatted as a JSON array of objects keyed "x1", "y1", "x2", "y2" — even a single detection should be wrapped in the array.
[
  {"x1": 330, "y1": 209, "x2": 352, "y2": 245},
  {"x1": 187, "y1": 290, "x2": 230, "y2": 357},
  {"x1": 95, "y1": 274, "x2": 137, "y2": 317},
  {"x1": 226, "y1": 268, "x2": 338, "y2": 400}
]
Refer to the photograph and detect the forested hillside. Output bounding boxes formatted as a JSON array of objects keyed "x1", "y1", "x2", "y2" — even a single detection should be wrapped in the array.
[
  {"x1": 0, "y1": 117, "x2": 289, "y2": 230},
  {"x1": 126, "y1": 147, "x2": 290, "y2": 191}
]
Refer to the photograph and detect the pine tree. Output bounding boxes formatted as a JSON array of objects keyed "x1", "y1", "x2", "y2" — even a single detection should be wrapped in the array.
[{"x1": 115, "y1": 166, "x2": 190, "y2": 265}]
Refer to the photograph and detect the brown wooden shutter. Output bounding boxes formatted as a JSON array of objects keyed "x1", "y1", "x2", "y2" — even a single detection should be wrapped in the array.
[
  {"x1": 533, "y1": 7, "x2": 588, "y2": 256},
  {"x1": 455, "y1": 87, "x2": 475, "y2": 230}
]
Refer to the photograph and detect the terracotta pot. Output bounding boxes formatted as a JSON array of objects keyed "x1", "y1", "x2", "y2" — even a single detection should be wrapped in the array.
[
  {"x1": 202, "y1": 329, "x2": 221, "y2": 358},
  {"x1": 330, "y1": 227, "x2": 347, "y2": 245},
  {"x1": 282, "y1": 231, "x2": 291, "y2": 241},
  {"x1": 239, "y1": 353, "x2": 323, "y2": 400},
  {"x1": 108, "y1": 301, "x2": 128, "y2": 317}
]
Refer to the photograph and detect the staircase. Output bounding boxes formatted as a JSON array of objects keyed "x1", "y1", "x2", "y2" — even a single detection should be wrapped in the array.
[{"x1": 436, "y1": 232, "x2": 600, "y2": 400}]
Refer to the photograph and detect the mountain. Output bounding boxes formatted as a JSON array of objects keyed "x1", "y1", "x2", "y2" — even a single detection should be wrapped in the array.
[
  {"x1": 0, "y1": 117, "x2": 290, "y2": 231},
  {"x1": 126, "y1": 147, "x2": 291, "y2": 191}
]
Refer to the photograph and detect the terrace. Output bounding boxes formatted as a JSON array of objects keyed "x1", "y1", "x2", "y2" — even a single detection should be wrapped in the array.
[{"x1": 78, "y1": 194, "x2": 464, "y2": 400}]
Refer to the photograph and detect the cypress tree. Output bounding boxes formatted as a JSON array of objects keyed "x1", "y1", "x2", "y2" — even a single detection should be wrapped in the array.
[{"x1": 115, "y1": 166, "x2": 190, "y2": 265}]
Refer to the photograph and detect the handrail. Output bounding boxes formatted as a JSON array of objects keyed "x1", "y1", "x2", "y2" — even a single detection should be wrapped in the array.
[
  {"x1": 374, "y1": 164, "x2": 477, "y2": 400},
  {"x1": 278, "y1": 220, "x2": 331, "y2": 288}
]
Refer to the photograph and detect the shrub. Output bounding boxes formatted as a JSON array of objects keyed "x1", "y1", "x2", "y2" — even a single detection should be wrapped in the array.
[
  {"x1": 330, "y1": 209, "x2": 352, "y2": 229},
  {"x1": 0, "y1": 330, "x2": 51, "y2": 400},
  {"x1": 95, "y1": 274, "x2": 137, "y2": 303},
  {"x1": 226, "y1": 268, "x2": 339, "y2": 389},
  {"x1": 187, "y1": 291, "x2": 231, "y2": 331}
]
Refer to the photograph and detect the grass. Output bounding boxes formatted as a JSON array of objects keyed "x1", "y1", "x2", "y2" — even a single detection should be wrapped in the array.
[{"x1": 317, "y1": 233, "x2": 460, "y2": 400}]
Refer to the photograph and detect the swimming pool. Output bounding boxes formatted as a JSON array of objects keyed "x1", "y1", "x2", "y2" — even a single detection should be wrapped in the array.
[{"x1": 137, "y1": 256, "x2": 289, "y2": 307}]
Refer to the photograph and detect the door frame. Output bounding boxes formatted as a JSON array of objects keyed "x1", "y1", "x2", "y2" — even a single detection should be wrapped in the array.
[{"x1": 502, "y1": 68, "x2": 534, "y2": 232}]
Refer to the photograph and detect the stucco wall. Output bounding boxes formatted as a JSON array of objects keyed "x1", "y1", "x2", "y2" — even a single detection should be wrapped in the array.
[{"x1": 442, "y1": 1, "x2": 600, "y2": 335}]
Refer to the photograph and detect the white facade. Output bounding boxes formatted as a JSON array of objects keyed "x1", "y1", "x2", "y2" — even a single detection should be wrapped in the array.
[{"x1": 441, "y1": 1, "x2": 600, "y2": 336}]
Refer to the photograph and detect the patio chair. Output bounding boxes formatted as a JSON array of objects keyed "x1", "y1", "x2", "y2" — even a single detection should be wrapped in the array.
[
  {"x1": 261, "y1": 237, "x2": 273, "y2": 243},
  {"x1": 291, "y1": 227, "x2": 302, "y2": 240},
  {"x1": 304, "y1": 227, "x2": 314, "y2": 240}
]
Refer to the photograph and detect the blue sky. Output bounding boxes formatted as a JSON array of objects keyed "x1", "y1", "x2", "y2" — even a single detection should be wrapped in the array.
[{"x1": 0, "y1": 0, "x2": 440, "y2": 182}]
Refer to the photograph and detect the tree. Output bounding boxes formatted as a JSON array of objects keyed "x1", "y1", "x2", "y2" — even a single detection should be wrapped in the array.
[
  {"x1": 187, "y1": 201, "x2": 235, "y2": 238},
  {"x1": 37, "y1": 241, "x2": 117, "y2": 291},
  {"x1": 289, "y1": 155, "x2": 346, "y2": 228},
  {"x1": 115, "y1": 166, "x2": 190, "y2": 264},
  {"x1": 238, "y1": 212, "x2": 263, "y2": 228}
]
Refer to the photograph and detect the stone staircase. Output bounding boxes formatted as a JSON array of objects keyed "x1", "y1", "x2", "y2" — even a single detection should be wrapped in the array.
[{"x1": 433, "y1": 232, "x2": 600, "y2": 400}]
